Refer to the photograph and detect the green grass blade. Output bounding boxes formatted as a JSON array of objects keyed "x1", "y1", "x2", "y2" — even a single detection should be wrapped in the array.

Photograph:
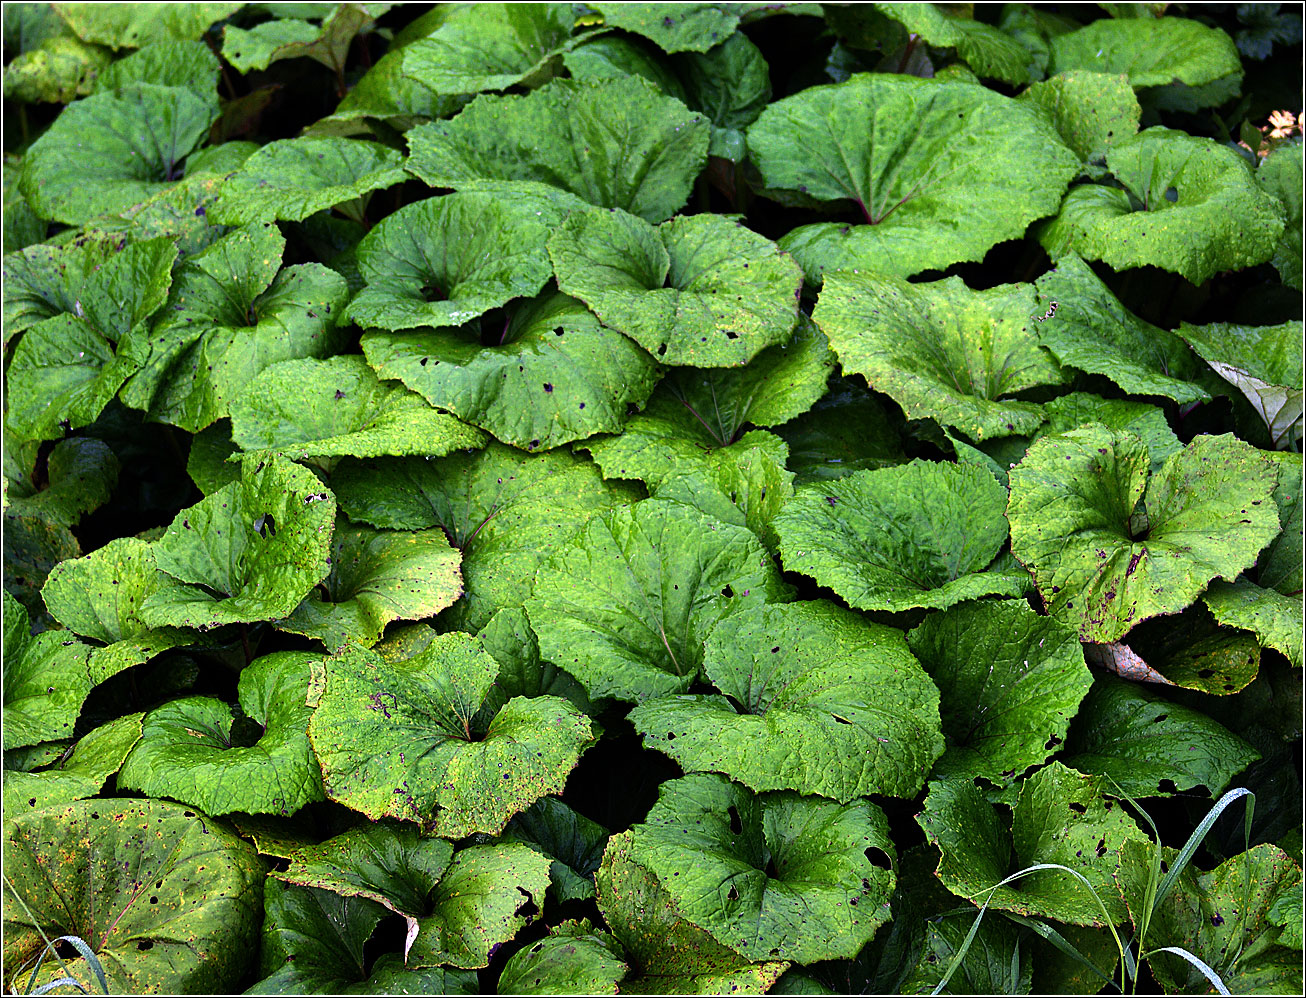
[
  {"x1": 1153, "y1": 788, "x2": 1254, "y2": 913},
  {"x1": 49, "y1": 937, "x2": 108, "y2": 996},
  {"x1": 1001, "y1": 911, "x2": 1120, "y2": 991},
  {"x1": 1147, "y1": 946, "x2": 1232, "y2": 995},
  {"x1": 929, "y1": 896, "x2": 992, "y2": 996},
  {"x1": 30, "y1": 979, "x2": 88, "y2": 997}
]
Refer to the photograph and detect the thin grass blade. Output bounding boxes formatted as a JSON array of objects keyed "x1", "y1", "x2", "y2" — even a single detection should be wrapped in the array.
[
  {"x1": 1153, "y1": 789, "x2": 1254, "y2": 913},
  {"x1": 930, "y1": 897, "x2": 992, "y2": 996},
  {"x1": 30, "y1": 978, "x2": 88, "y2": 996},
  {"x1": 1001, "y1": 911, "x2": 1120, "y2": 990},
  {"x1": 48, "y1": 937, "x2": 108, "y2": 996},
  {"x1": 1148, "y1": 946, "x2": 1232, "y2": 995}
]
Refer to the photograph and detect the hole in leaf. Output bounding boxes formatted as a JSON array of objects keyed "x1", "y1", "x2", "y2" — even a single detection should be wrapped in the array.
[
  {"x1": 721, "y1": 585, "x2": 734, "y2": 598},
  {"x1": 1158, "y1": 778, "x2": 1178, "y2": 794},
  {"x1": 727, "y1": 885, "x2": 739, "y2": 900},
  {"x1": 1068, "y1": 802, "x2": 1086, "y2": 814},
  {"x1": 1164, "y1": 187, "x2": 1178, "y2": 202},
  {"x1": 832, "y1": 714, "x2": 852, "y2": 725},
  {"x1": 864, "y1": 847, "x2": 891, "y2": 870},
  {"x1": 1153, "y1": 713, "x2": 1168, "y2": 722},
  {"x1": 136, "y1": 940, "x2": 154, "y2": 951},
  {"x1": 1045, "y1": 734, "x2": 1063, "y2": 749},
  {"x1": 254, "y1": 514, "x2": 276, "y2": 538},
  {"x1": 727, "y1": 805, "x2": 742, "y2": 835}
]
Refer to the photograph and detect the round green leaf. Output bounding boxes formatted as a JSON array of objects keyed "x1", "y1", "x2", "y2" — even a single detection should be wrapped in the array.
[
  {"x1": 57, "y1": 3, "x2": 242, "y2": 50},
  {"x1": 1020, "y1": 70, "x2": 1141, "y2": 165},
  {"x1": 209, "y1": 136, "x2": 406, "y2": 224},
  {"x1": 632, "y1": 600, "x2": 943, "y2": 800},
  {"x1": 596, "y1": 830, "x2": 791, "y2": 993},
  {"x1": 1204, "y1": 578, "x2": 1304, "y2": 670},
  {"x1": 1177, "y1": 320, "x2": 1304, "y2": 448},
  {"x1": 275, "y1": 517, "x2": 463, "y2": 652},
  {"x1": 591, "y1": 3, "x2": 739, "y2": 53},
  {"x1": 747, "y1": 74, "x2": 1079, "y2": 282},
  {"x1": 1062, "y1": 675, "x2": 1260, "y2": 797},
  {"x1": 5, "y1": 437, "x2": 119, "y2": 529},
  {"x1": 3, "y1": 797, "x2": 263, "y2": 994},
  {"x1": 249, "y1": 879, "x2": 480, "y2": 995},
  {"x1": 229, "y1": 354, "x2": 487, "y2": 460},
  {"x1": 1, "y1": 712, "x2": 143, "y2": 816},
  {"x1": 399, "y1": 3, "x2": 582, "y2": 94},
  {"x1": 626, "y1": 773, "x2": 896, "y2": 964},
  {"x1": 345, "y1": 190, "x2": 559, "y2": 332},
  {"x1": 1031, "y1": 253, "x2": 1214, "y2": 403},
  {"x1": 499, "y1": 919, "x2": 628, "y2": 995},
  {"x1": 1039, "y1": 128, "x2": 1286, "y2": 284},
  {"x1": 19, "y1": 83, "x2": 219, "y2": 225},
  {"x1": 549, "y1": 206, "x2": 802, "y2": 367},
  {"x1": 918, "y1": 765, "x2": 1142, "y2": 927},
  {"x1": 1008, "y1": 427, "x2": 1280, "y2": 642},
  {"x1": 405, "y1": 76, "x2": 709, "y2": 224},
  {"x1": 1048, "y1": 16, "x2": 1242, "y2": 94},
  {"x1": 308, "y1": 634, "x2": 594, "y2": 837},
  {"x1": 92, "y1": 39, "x2": 221, "y2": 98},
  {"x1": 120, "y1": 223, "x2": 350, "y2": 432},
  {"x1": 908, "y1": 599, "x2": 1092, "y2": 783},
  {"x1": 361, "y1": 292, "x2": 660, "y2": 452},
  {"x1": 502, "y1": 796, "x2": 609, "y2": 905},
  {"x1": 2, "y1": 589, "x2": 92, "y2": 751},
  {"x1": 877, "y1": 2, "x2": 1032, "y2": 84},
  {"x1": 814, "y1": 271, "x2": 1063, "y2": 440},
  {"x1": 331, "y1": 443, "x2": 638, "y2": 632},
  {"x1": 140, "y1": 454, "x2": 336, "y2": 630},
  {"x1": 41, "y1": 536, "x2": 189, "y2": 686},
  {"x1": 524, "y1": 498, "x2": 793, "y2": 703},
  {"x1": 774, "y1": 461, "x2": 1026, "y2": 613},
  {"x1": 117, "y1": 651, "x2": 326, "y2": 816}
]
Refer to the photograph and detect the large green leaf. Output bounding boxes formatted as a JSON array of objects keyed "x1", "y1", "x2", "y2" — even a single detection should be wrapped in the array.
[
  {"x1": 2, "y1": 29, "x2": 109, "y2": 105},
  {"x1": 1019, "y1": 70, "x2": 1141, "y2": 166},
  {"x1": 331, "y1": 443, "x2": 637, "y2": 631},
  {"x1": 747, "y1": 74, "x2": 1079, "y2": 282},
  {"x1": 1062, "y1": 675, "x2": 1260, "y2": 797},
  {"x1": 221, "y1": 4, "x2": 386, "y2": 76},
  {"x1": 774, "y1": 461, "x2": 1026, "y2": 612},
  {"x1": 498, "y1": 919, "x2": 628, "y2": 995},
  {"x1": 877, "y1": 2, "x2": 1033, "y2": 84},
  {"x1": 2, "y1": 589, "x2": 92, "y2": 751},
  {"x1": 91, "y1": 39, "x2": 221, "y2": 99},
  {"x1": 405, "y1": 76, "x2": 709, "y2": 224},
  {"x1": 345, "y1": 190, "x2": 560, "y2": 332},
  {"x1": 1204, "y1": 578, "x2": 1303, "y2": 670},
  {"x1": 1, "y1": 712, "x2": 143, "y2": 816},
  {"x1": 1039, "y1": 129, "x2": 1286, "y2": 284},
  {"x1": 308, "y1": 634, "x2": 594, "y2": 837},
  {"x1": 631, "y1": 600, "x2": 943, "y2": 800},
  {"x1": 117, "y1": 651, "x2": 325, "y2": 816},
  {"x1": 596, "y1": 830, "x2": 791, "y2": 993},
  {"x1": 209, "y1": 136, "x2": 406, "y2": 225},
  {"x1": 1177, "y1": 320, "x2": 1304, "y2": 448},
  {"x1": 591, "y1": 3, "x2": 740, "y2": 53},
  {"x1": 406, "y1": 842, "x2": 553, "y2": 969},
  {"x1": 119, "y1": 223, "x2": 350, "y2": 432},
  {"x1": 1048, "y1": 15, "x2": 1242, "y2": 99},
  {"x1": 56, "y1": 3, "x2": 242, "y2": 49},
  {"x1": 399, "y1": 3, "x2": 583, "y2": 94},
  {"x1": 1258, "y1": 142, "x2": 1303, "y2": 290},
  {"x1": 814, "y1": 271, "x2": 1063, "y2": 441},
  {"x1": 549, "y1": 206, "x2": 802, "y2": 367},
  {"x1": 918, "y1": 764, "x2": 1143, "y2": 926},
  {"x1": 361, "y1": 292, "x2": 660, "y2": 452},
  {"x1": 19, "y1": 84, "x2": 218, "y2": 225},
  {"x1": 271, "y1": 821, "x2": 453, "y2": 963},
  {"x1": 140, "y1": 454, "x2": 336, "y2": 630},
  {"x1": 41, "y1": 536, "x2": 189, "y2": 686},
  {"x1": 625, "y1": 773, "x2": 896, "y2": 964},
  {"x1": 1118, "y1": 841, "x2": 1304, "y2": 995},
  {"x1": 907, "y1": 599, "x2": 1092, "y2": 783},
  {"x1": 1260, "y1": 452, "x2": 1303, "y2": 595},
  {"x1": 4, "y1": 437, "x2": 119, "y2": 529},
  {"x1": 477, "y1": 608, "x2": 593, "y2": 721},
  {"x1": 1007, "y1": 428, "x2": 1280, "y2": 642},
  {"x1": 249, "y1": 880, "x2": 479, "y2": 994},
  {"x1": 229, "y1": 355, "x2": 487, "y2": 460},
  {"x1": 1031, "y1": 253, "x2": 1213, "y2": 403},
  {"x1": 524, "y1": 498, "x2": 793, "y2": 702},
  {"x1": 502, "y1": 796, "x2": 609, "y2": 904},
  {"x1": 2, "y1": 797, "x2": 263, "y2": 994},
  {"x1": 2, "y1": 232, "x2": 175, "y2": 344},
  {"x1": 276, "y1": 518, "x2": 462, "y2": 651}
]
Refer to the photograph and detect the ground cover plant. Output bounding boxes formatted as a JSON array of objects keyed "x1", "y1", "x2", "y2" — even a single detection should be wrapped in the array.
[{"x1": 1, "y1": 2, "x2": 1303, "y2": 994}]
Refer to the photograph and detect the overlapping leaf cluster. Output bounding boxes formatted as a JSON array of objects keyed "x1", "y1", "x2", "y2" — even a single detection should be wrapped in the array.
[{"x1": 2, "y1": 3, "x2": 1302, "y2": 995}]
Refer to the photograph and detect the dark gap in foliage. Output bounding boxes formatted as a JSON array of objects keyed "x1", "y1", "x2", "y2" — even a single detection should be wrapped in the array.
[{"x1": 563, "y1": 712, "x2": 682, "y2": 833}]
